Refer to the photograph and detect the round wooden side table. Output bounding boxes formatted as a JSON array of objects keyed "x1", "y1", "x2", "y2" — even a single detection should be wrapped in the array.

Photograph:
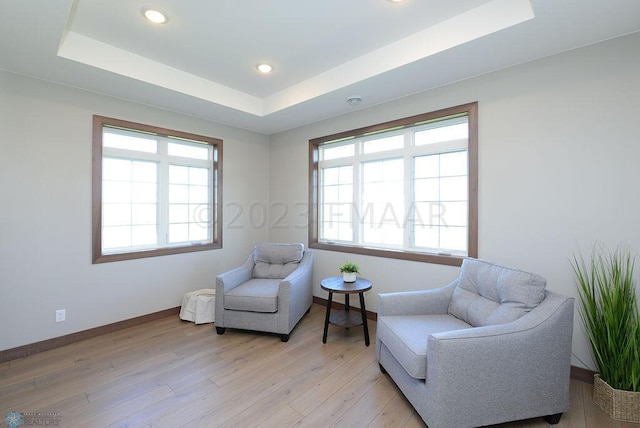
[{"x1": 321, "y1": 276, "x2": 372, "y2": 346}]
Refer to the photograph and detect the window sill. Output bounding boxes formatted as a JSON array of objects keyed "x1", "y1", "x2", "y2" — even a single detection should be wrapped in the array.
[
  {"x1": 93, "y1": 242, "x2": 221, "y2": 264},
  {"x1": 309, "y1": 242, "x2": 465, "y2": 267}
]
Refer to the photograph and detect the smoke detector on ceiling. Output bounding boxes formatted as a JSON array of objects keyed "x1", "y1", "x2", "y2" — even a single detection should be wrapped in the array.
[{"x1": 347, "y1": 96, "x2": 362, "y2": 106}]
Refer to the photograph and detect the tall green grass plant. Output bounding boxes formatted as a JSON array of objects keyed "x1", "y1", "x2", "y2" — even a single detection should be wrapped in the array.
[{"x1": 573, "y1": 244, "x2": 640, "y2": 392}]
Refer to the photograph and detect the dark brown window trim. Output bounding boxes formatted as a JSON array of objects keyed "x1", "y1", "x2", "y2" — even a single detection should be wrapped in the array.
[
  {"x1": 308, "y1": 102, "x2": 478, "y2": 267},
  {"x1": 92, "y1": 115, "x2": 223, "y2": 264}
]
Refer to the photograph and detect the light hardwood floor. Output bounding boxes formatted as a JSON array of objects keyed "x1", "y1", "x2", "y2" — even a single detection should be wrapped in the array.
[{"x1": 1, "y1": 303, "x2": 638, "y2": 428}]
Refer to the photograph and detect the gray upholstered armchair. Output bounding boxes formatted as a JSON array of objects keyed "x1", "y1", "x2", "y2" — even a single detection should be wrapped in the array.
[
  {"x1": 376, "y1": 258, "x2": 574, "y2": 428},
  {"x1": 215, "y1": 243, "x2": 313, "y2": 342}
]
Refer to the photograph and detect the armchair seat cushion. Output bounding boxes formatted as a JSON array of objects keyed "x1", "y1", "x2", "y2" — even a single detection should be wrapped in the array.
[
  {"x1": 377, "y1": 314, "x2": 472, "y2": 379},
  {"x1": 223, "y1": 279, "x2": 280, "y2": 313}
]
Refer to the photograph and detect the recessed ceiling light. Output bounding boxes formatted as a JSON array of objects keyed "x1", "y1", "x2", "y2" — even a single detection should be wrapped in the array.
[
  {"x1": 257, "y1": 64, "x2": 273, "y2": 74},
  {"x1": 388, "y1": 0, "x2": 404, "y2": 3},
  {"x1": 143, "y1": 9, "x2": 167, "y2": 24}
]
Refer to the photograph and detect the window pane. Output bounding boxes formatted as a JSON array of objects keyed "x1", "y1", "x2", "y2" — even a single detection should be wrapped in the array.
[
  {"x1": 440, "y1": 226, "x2": 467, "y2": 252},
  {"x1": 189, "y1": 186, "x2": 209, "y2": 204},
  {"x1": 190, "y1": 168, "x2": 209, "y2": 185},
  {"x1": 103, "y1": 130, "x2": 157, "y2": 153},
  {"x1": 338, "y1": 224, "x2": 353, "y2": 241},
  {"x1": 363, "y1": 222, "x2": 403, "y2": 247},
  {"x1": 322, "y1": 222, "x2": 339, "y2": 241},
  {"x1": 339, "y1": 166, "x2": 352, "y2": 183},
  {"x1": 132, "y1": 162, "x2": 157, "y2": 183},
  {"x1": 338, "y1": 185, "x2": 352, "y2": 203},
  {"x1": 322, "y1": 144, "x2": 354, "y2": 160},
  {"x1": 323, "y1": 219, "x2": 353, "y2": 242},
  {"x1": 323, "y1": 186, "x2": 339, "y2": 203},
  {"x1": 170, "y1": 184, "x2": 189, "y2": 203},
  {"x1": 191, "y1": 203, "x2": 210, "y2": 223},
  {"x1": 103, "y1": 160, "x2": 157, "y2": 208},
  {"x1": 414, "y1": 178, "x2": 439, "y2": 202},
  {"x1": 170, "y1": 166, "x2": 189, "y2": 184},
  {"x1": 323, "y1": 166, "x2": 351, "y2": 186},
  {"x1": 132, "y1": 182, "x2": 157, "y2": 204},
  {"x1": 322, "y1": 203, "x2": 353, "y2": 226},
  {"x1": 414, "y1": 201, "x2": 444, "y2": 226},
  {"x1": 169, "y1": 223, "x2": 189, "y2": 243},
  {"x1": 321, "y1": 203, "x2": 353, "y2": 242},
  {"x1": 440, "y1": 151, "x2": 467, "y2": 177},
  {"x1": 169, "y1": 204, "x2": 189, "y2": 223},
  {"x1": 103, "y1": 158, "x2": 131, "y2": 181},
  {"x1": 132, "y1": 225, "x2": 157, "y2": 246},
  {"x1": 440, "y1": 176, "x2": 467, "y2": 201},
  {"x1": 382, "y1": 160, "x2": 403, "y2": 181},
  {"x1": 189, "y1": 223, "x2": 209, "y2": 241},
  {"x1": 441, "y1": 202, "x2": 467, "y2": 227},
  {"x1": 168, "y1": 142, "x2": 210, "y2": 160},
  {"x1": 320, "y1": 165, "x2": 353, "y2": 242},
  {"x1": 411, "y1": 148, "x2": 468, "y2": 253},
  {"x1": 103, "y1": 203, "x2": 131, "y2": 226},
  {"x1": 363, "y1": 134, "x2": 404, "y2": 154},
  {"x1": 363, "y1": 162, "x2": 382, "y2": 182},
  {"x1": 101, "y1": 157, "x2": 158, "y2": 252},
  {"x1": 103, "y1": 181, "x2": 131, "y2": 203},
  {"x1": 132, "y1": 203, "x2": 157, "y2": 225},
  {"x1": 414, "y1": 122, "x2": 468, "y2": 146},
  {"x1": 414, "y1": 155, "x2": 439, "y2": 179},
  {"x1": 362, "y1": 158, "x2": 404, "y2": 247},
  {"x1": 102, "y1": 226, "x2": 131, "y2": 249},
  {"x1": 414, "y1": 224, "x2": 439, "y2": 249},
  {"x1": 323, "y1": 168, "x2": 339, "y2": 185},
  {"x1": 363, "y1": 159, "x2": 402, "y2": 183},
  {"x1": 167, "y1": 165, "x2": 213, "y2": 243}
]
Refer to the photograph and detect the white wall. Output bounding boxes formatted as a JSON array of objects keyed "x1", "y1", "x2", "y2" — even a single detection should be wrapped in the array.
[
  {"x1": 268, "y1": 32, "x2": 640, "y2": 370},
  {"x1": 0, "y1": 71, "x2": 270, "y2": 351},
  {"x1": 2, "y1": 32, "x2": 639, "y2": 368}
]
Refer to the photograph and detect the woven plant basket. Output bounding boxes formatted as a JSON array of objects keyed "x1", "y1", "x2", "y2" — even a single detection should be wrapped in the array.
[{"x1": 593, "y1": 374, "x2": 640, "y2": 423}]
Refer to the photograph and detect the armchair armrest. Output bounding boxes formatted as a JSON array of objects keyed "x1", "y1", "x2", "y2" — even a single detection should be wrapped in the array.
[
  {"x1": 215, "y1": 254, "x2": 254, "y2": 294},
  {"x1": 277, "y1": 250, "x2": 313, "y2": 305},
  {"x1": 378, "y1": 280, "x2": 457, "y2": 317},
  {"x1": 276, "y1": 250, "x2": 314, "y2": 333}
]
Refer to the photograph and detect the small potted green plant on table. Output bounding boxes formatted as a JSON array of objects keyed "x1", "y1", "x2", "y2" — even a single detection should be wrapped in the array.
[{"x1": 340, "y1": 262, "x2": 360, "y2": 283}]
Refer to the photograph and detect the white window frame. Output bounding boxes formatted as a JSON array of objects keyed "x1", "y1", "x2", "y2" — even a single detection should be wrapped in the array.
[
  {"x1": 92, "y1": 115, "x2": 222, "y2": 263},
  {"x1": 309, "y1": 103, "x2": 477, "y2": 267}
]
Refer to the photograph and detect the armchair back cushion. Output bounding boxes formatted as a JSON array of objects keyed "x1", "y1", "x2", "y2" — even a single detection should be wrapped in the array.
[
  {"x1": 448, "y1": 258, "x2": 547, "y2": 326},
  {"x1": 252, "y1": 243, "x2": 304, "y2": 279}
]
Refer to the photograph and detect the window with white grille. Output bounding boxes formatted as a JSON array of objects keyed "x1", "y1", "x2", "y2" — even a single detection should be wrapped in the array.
[
  {"x1": 93, "y1": 116, "x2": 222, "y2": 263},
  {"x1": 309, "y1": 103, "x2": 477, "y2": 266}
]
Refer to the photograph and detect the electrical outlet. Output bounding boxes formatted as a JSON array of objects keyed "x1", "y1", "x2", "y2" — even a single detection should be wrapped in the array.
[{"x1": 55, "y1": 309, "x2": 66, "y2": 322}]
